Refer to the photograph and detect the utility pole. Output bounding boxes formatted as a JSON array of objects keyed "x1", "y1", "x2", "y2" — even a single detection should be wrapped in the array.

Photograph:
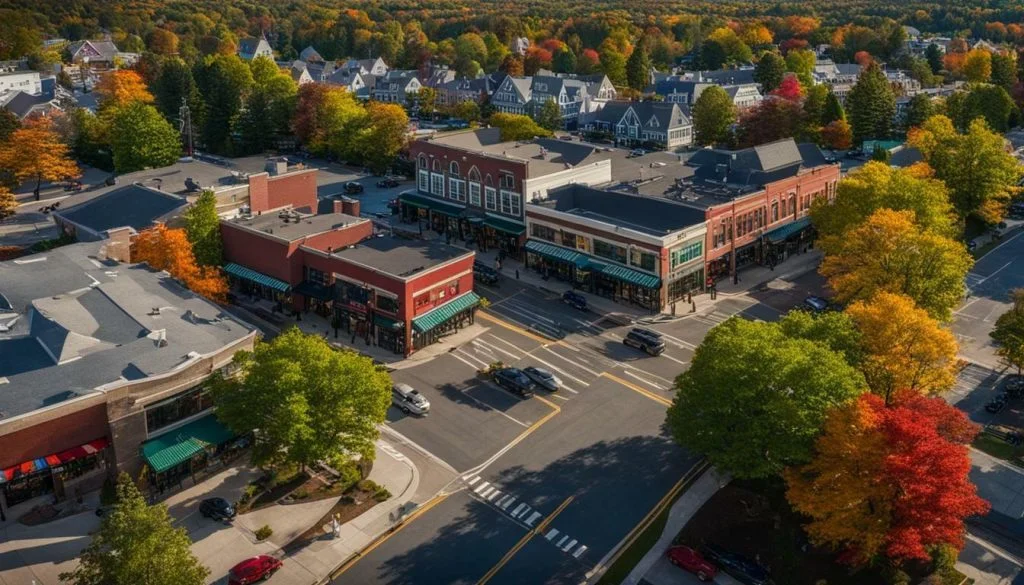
[{"x1": 178, "y1": 97, "x2": 194, "y2": 158}]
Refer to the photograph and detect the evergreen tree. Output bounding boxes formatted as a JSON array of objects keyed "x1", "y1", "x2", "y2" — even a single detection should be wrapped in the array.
[
  {"x1": 699, "y1": 40, "x2": 727, "y2": 70},
  {"x1": 552, "y1": 48, "x2": 577, "y2": 74},
  {"x1": 183, "y1": 190, "x2": 223, "y2": 267},
  {"x1": 991, "y1": 53, "x2": 1018, "y2": 91},
  {"x1": 692, "y1": 85, "x2": 736, "y2": 146},
  {"x1": 625, "y1": 46, "x2": 651, "y2": 91},
  {"x1": 821, "y1": 90, "x2": 845, "y2": 124},
  {"x1": 536, "y1": 98, "x2": 563, "y2": 131},
  {"x1": 754, "y1": 52, "x2": 785, "y2": 92},
  {"x1": 600, "y1": 46, "x2": 627, "y2": 86},
  {"x1": 903, "y1": 93, "x2": 934, "y2": 131},
  {"x1": 925, "y1": 43, "x2": 943, "y2": 75},
  {"x1": 151, "y1": 57, "x2": 204, "y2": 131},
  {"x1": 846, "y1": 62, "x2": 896, "y2": 143},
  {"x1": 194, "y1": 54, "x2": 253, "y2": 155}
]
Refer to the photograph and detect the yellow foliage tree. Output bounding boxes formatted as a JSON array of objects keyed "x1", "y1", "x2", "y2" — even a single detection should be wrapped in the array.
[
  {"x1": 0, "y1": 116, "x2": 79, "y2": 201},
  {"x1": 847, "y1": 292, "x2": 959, "y2": 404},
  {"x1": 961, "y1": 48, "x2": 992, "y2": 82},
  {"x1": 0, "y1": 186, "x2": 16, "y2": 221},
  {"x1": 132, "y1": 224, "x2": 228, "y2": 303},
  {"x1": 95, "y1": 70, "x2": 154, "y2": 110},
  {"x1": 820, "y1": 209, "x2": 973, "y2": 322}
]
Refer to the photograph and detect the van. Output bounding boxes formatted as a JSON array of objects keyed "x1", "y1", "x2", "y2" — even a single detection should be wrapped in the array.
[{"x1": 392, "y1": 383, "x2": 430, "y2": 415}]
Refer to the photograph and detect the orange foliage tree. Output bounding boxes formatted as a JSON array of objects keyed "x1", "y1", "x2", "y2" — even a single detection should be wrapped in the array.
[
  {"x1": 95, "y1": 70, "x2": 154, "y2": 109},
  {"x1": 0, "y1": 115, "x2": 79, "y2": 200},
  {"x1": 132, "y1": 224, "x2": 228, "y2": 303}
]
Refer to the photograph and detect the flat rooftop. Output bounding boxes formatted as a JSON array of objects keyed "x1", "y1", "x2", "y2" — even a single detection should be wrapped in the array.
[
  {"x1": 0, "y1": 242, "x2": 256, "y2": 421},
  {"x1": 224, "y1": 210, "x2": 365, "y2": 243},
  {"x1": 534, "y1": 184, "x2": 706, "y2": 236},
  {"x1": 331, "y1": 235, "x2": 471, "y2": 278},
  {"x1": 426, "y1": 129, "x2": 618, "y2": 178}
]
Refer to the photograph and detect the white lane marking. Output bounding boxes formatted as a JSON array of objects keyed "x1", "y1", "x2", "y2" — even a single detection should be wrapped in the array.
[
  {"x1": 511, "y1": 503, "x2": 527, "y2": 517},
  {"x1": 573, "y1": 545, "x2": 588, "y2": 558},
  {"x1": 558, "y1": 343, "x2": 580, "y2": 353},
  {"x1": 625, "y1": 369, "x2": 669, "y2": 391},
  {"x1": 487, "y1": 489, "x2": 501, "y2": 501},
  {"x1": 557, "y1": 536, "x2": 569, "y2": 547},
  {"x1": 455, "y1": 384, "x2": 530, "y2": 428},
  {"x1": 497, "y1": 302, "x2": 557, "y2": 326},
  {"x1": 542, "y1": 346, "x2": 602, "y2": 377},
  {"x1": 474, "y1": 481, "x2": 491, "y2": 494},
  {"x1": 978, "y1": 229, "x2": 1024, "y2": 260},
  {"x1": 474, "y1": 337, "x2": 524, "y2": 361},
  {"x1": 619, "y1": 364, "x2": 676, "y2": 385},
  {"x1": 551, "y1": 393, "x2": 570, "y2": 401},
  {"x1": 517, "y1": 506, "x2": 533, "y2": 519},
  {"x1": 500, "y1": 497, "x2": 516, "y2": 510},
  {"x1": 495, "y1": 495, "x2": 512, "y2": 508},
  {"x1": 465, "y1": 476, "x2": 480, "y2": 486},
  {"x1": 486, "y1": 334, "x2": 536, "y2": 356},
  {"x1": 546, "y1": 529, "x2": 560, "y2": 541},
  {"x1": 505, "y1": 299, "x2": 560, "y2": 325},
  {"x1": 524, "y1": 352, "x2": 589, "y2": 388},
  {"x1": 525, "y1": 511, "x2": 542, "y2": 526},
  {"x1": 480, "y1": 486, "x2": 497, "y2": 499},
  {"x1": 452, "y1": 352, "x2": 488, "y2": 370},
  {"x1": 972, "y1": 260, "x2": 1015, "y2": 287},
  {"x1": 657, "y1": 332, "x2": 696, "y2": 349},
  {"x1": 562, "y1": 539, "x2": 578, "y2": 552},
  {"x1": 659, "y1": 352, "x2": 689, "y2": 367}
]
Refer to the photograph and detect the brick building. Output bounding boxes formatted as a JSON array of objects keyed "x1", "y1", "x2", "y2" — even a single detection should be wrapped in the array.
[
  {"x1": 0, "y1": 238, "x2": 258, "y2": 517},
  {"x1": 220, "y1": 203, "x2": 478, "y2": 356}
]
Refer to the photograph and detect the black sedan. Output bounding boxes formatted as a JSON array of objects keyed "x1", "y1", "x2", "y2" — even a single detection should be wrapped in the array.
[
  {"x1": 523, "y1": 366, "x2": 561, "y2": 392},
  {"x1": 200, "y1": 497, "x2": 236, "y2": 521},
  {"x1": 377, "y1": 178, "x2": 400, "y2": 188},
  {"x1": 700, "y1": 544, "x2": 772, "y2": 585},
  {"x1": 493, "y1": 368, "x2": 535, "y2": 398}
]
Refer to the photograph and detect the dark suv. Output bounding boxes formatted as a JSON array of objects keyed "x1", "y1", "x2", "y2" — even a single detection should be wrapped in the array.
[
  {"x1": 493, "y1": 367, "x2": 536, "y2": 398},
  {"x1": 623, "y1": 328, "x2": 666, "y2": 356},
  {"x1": 473, "y1": 261, "x2": 500, "y2": 285},
  {"x1": 700, "y1": 544, "x2": 772, "y2": 585}
]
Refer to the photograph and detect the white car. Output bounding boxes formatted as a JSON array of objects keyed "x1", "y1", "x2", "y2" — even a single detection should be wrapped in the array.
[{"x1": 392, "y1": 383, "x2": 430, "y2": 415}]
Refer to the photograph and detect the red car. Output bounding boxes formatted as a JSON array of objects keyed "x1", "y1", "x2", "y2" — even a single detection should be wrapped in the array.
[
  {"x1": 228, "y1": 555, "x2": 282, "y2": 584},
  {"x1": 666, "y1": 545, "x2": 718, "y2": 582}
]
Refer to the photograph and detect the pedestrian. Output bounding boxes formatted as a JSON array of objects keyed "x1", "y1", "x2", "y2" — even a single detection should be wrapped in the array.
[
  {"x1": 691, "y1": 301, "x2": 696, "y2": 313},
  {"x1": 515, "y1": 269, "x2": 520, "y2": 280},
  {"x1": 495, "y1": 259, "x2": 501, "y2": 271}
]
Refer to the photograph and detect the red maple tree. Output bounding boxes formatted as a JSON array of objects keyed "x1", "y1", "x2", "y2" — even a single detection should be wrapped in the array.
[{"x1": 770, "y1": 74, "x2": 803, "y2": 101}]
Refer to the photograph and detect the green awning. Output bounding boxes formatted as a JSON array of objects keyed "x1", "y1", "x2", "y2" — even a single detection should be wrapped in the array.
[
  {"x1": 399, "y1": 192, "x2": 465, "y2": 217},
  {"x1": 483, "y1": 216, "x2": 526, "y2": 235},
  {"x1": 525, "y1": 240, "x2": 590, "y2": 269},
  {"x1": 594, "y1": 262, "x2": 661, "y2": 289},
  {"x1": 374, "y1": 313, "x2": 403, "y2": 330},
  {"x1": 141, "y1": 415, "x2": 236, "y2": 474},
  {"x1": 294, "y1": 280, "x2": 334, "y2": 301},
  {"x1": 223, "y1": 263, "x2": 291, "y2": 293},
  {"x1": 765, "y1": 217, "x2": 812, "y2": 243},
  {"x1": 412, "y1": 292, "x2": 481, "y2": 334}
]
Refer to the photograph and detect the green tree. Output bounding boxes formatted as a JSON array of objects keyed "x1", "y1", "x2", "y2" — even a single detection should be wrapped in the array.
[
  {"x1": 291, "y1": 84, "x2": 367, "y2": 157},
  {"x1": 992, "y1": 290, "x2": 1024, "y2": 375},
  {"x1": 903, "y1": 93, "x2": 934, "y2": 131},
  {"x1": 211, "y1": 328, "x2": 392, "y2": 470},
  {"x1": 925, "y1": 43, "x2": 943, "y2": 75},
  {"x1": 490, "y1": 112, "x2": 553, "y2": 141},
  {"x1": 754, "y1": 52, "x2": 786, "y2": 92},
  {"x1": 666, "y1": 316, "x2": 865, "y2": 479},
  {"x1": 237, "y1": 57, "x2": 298, "y2": 154},
  {"x1": 599, "y1": 43, "x2": 627, "y2": 86},
  {"x1": 626, "y1": 46, "x2": 651, "y2": 91},
  {"x1": 785, "y1": 48, "x2": 816, "y2": 87},
  {"x1": 536, "y1": 98, "x2": 562, "y2": 131},
  {"x1": 949, "y1": 84, "x2": 1016, "y2": 133},
  {"x1": 821, "y1": 89, "x2": 846, "y2": 125},
  {"x1": 801, "y1": 84, "x2": 829, "y2": 141},
  {"x1": 353, "y1": 102, "x2": 409, "y2": 174},
  {"x1": 483, "y1": 32, "x2": 510, "y2": 71},
  {"x1": 183, "y1": 190, "x2": 222, "y2": 267},
  {"x1": 991, "y1": 53, "x2": 1018, "y2": 91},
  {"x1": 692, "y1": 85, "x2": 736, "y2": 146},
  {"x1": 909, "y1": 115, "x2": 1021, "y2": 223},
  {"x1": 59, "y1": 473, "x2": 208, "y2": 585},
  {"x1": 195, "y1": 54, "x2": 253, "y2": 155},
  {"x1": 151, "y1": 57, "x2": 204, "y2": 131},
  {"x1": 698, "y1": 40, "x2": 727, "y2": 70},
  {"x1": 451, "y1": 100, "x2": 481, "y2": 124},
  {"x1": 811, "y1": 161, "x2": 956, "y2": 240},
  {"x1": 454, "y1": 32, "x2": 488, "y2": 78},
  {"x1": 962, "y1": 49, "x2": 992, "y2": 83},
  {"x1": 552, "y1": 48, "x2": 577, "y2": 74},
  {"x1": 110, "y1": 103, "x2": 181, "y2": 173},
  {"x1": 413, "y1": 86, "x2": 436, "y2": 119},
  {"x1": 846, "y1": 61, "x2": 896, "y2": 143}
]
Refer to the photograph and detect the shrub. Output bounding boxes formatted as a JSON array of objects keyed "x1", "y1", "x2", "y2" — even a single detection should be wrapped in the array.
[
  {"x1": 338, "y1": 462, "x2": 361, "y2": 491},
  {"x1": 373, "y1": 487, "x2": 391, "y2": 502},
  {"x1": 254, "y1": 525, "x2": 273, "y2": 541},
  {"x1": 357, "y1": 479, "x2": 379, "y2": 492}
]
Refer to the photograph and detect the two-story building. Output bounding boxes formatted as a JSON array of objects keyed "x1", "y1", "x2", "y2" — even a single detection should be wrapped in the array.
[
  {"x1": 585, "y1": 101, "x2": 693, "y2": 150},
  {"x1": 402, "y1": 129, "x2": 615, "y2": 257},
  {"x1": 652, "y1": 78, "x2": 762, "y2": 110},
  {"x1": 491, "y1": 74, "x2": 616, "y2": 128},
  {"x1": 371, "y1": 70, "x2": 421, "y2": 103}
]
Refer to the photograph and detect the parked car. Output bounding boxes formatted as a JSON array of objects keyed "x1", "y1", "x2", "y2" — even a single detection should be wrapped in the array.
[
  {"x1": 344, "y1": 181, "x2": 364, "y2": 194},
  {"x1": 392, "y1": 383, "x2": 430, "y2": 415},
  {"x1": 473, "y1": 261, "x2": 500, "y2": 285},
  {"x1": 523, "y1": 366, "x2": 561, "y2": 392},
  {"x1": 562, "y1": 290, "x2": 588, "y2": 311},
  {"x1": 700, "y1": 544, "x2": 772, "y2": 585},
  {"x1": 493, "y1": 367, "x2": 535, "y2": 398},
  {"x1": 228, "y1": 555, "x2": 283, "y2": 585},
  {"x1": 199, "y1": 497, "x2": 236, "y2": 521},
  {"x1": 666, "y1": 545, "x2": 717, "y2": 582},
  {"x1": 803, "y1": 296, "x2": 829, "y2": 312},
  {"x1": 377, "y1": 177, "x2": 399, "y2": 188},
  {"x1": 986, "y1": 395, "x2": 1007, "y2": 414},
  {"x1": 1006, "y1": 375, "x2": 1024, "y2": 398},
  {"x1": 623, "y1": 327, "x2": 666, "y2": 356}
]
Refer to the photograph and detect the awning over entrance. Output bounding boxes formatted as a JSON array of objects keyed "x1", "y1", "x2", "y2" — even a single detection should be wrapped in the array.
[
  {"x1": 374, "y1": 313, "x2": 403, "y2": 330},
  {"x1": 525, "y1": 240, "x2": 590, "y2": 269},
  {"x1": 412, "y1": 292, "x2": 481, "y2": 334},
  {"x1": 592, "y1": 261, "x2": 661, "y2": 289},
  {"x1": 1, "y1": 437, "x2": 109, "y2": 483},
  {"x1": 399, "y1": 192, "x2": 465, "y2": 217},
  {"x1": 223, "y1": 263, "x2": 291, "y2": 293},
  {"x1": 141, "y1": 415, "x2": 235, "y2": 474},
  {"x1": 294, "y1": 280, "x2": 334, "y2": 301},
  {"x1": 483, "y1": 216, "x2": 526, "y2": 236},
  {"x1": 765, "y1": 217, "x2": 812, "y2": 243}
]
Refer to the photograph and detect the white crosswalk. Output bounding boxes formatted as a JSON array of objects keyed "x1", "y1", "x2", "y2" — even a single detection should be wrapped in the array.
[{"x1": 462, "y1": 473, "x2": 589, "y2": 560}]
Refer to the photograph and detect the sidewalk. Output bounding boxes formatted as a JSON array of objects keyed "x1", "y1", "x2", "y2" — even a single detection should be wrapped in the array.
[
  {"x1": 713, "y1": 249, "x2": 822, "y2": 296},
  {"x1": 622, "y1": 469, "x2": 731, "y2": 585}
]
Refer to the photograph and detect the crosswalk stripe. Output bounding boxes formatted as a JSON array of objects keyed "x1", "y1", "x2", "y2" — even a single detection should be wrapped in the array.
[
  {"x1": 474, "y1": 481, "x2": 490, "y2": 494},
  {"x1": 479, "y1": 486, "x2": 495, "y2": 498},
  {"x1": 562, "y1": 538, "x2": 577, "y2": 552},
  {"x1": 573, "y1": 545, "x2": 588, "y2": 558},
  {"x1": 500, "y1": 496, "x2": 516, "y2": 510},
  {"x1": 465, "y1": 476, "x2": 480, "y2": 486},
  {"x1": 525, "y1": 511, "x2": 542, "y2": 526},
  {"x1": 516, "y1": 506, "x2": 533, "y2": 519},
  {"x1": 556, "y1": 536, "x2": 568, "y2": 547},
  {"x1": 487, "y1": 489, "x2": 501, "y2": 501},
  {"x1": 511, "y1": 503, "x2": 527, "y2": 517},
  {"x1": 545, "y1": 529, "x2": 559, "y2": 541}
]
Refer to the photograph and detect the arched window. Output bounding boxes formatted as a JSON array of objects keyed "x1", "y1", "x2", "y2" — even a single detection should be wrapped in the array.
[
  {"x1": 449, "y1": 161, "x2": 460, "y2": 176},
  {"x1": 468, "y1": 167, "x2": 481, "y2": 182},
  {"x1": 432, "y1": 159, "x2": 441, "y2": 171},
  {"x1": 418, "y1": 154, "x2": 428, "y2": 169},
  {"x1": 789, "y1": 195, "x2": 796, "y2": 215},
  {"x1": 485, "y1": 174, "x2": 493, "y2": 186}
]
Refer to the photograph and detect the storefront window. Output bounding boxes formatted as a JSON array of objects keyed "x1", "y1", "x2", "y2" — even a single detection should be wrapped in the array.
[
  {"x1": 306, "y1": 267, "x2": 328, "y2": 286},
  {"x1": 146, "y1": 385, "x2": 214, "y2": 434},
  {"x1": 561, "y1": 230, "x2": 578, "y2": 248},
  {"x1": 594, "y1": 239, "x2": 627, "y2": 264},
  {"x1": 670, "y1": 241, "x2": 702, "y2": 269},
  {"x1": 531, "y1": 224, "x2": 556, "y2": 241},
  {"x1": 377, "y1": 295, "x2": 399, "y2": 314},
  {"x1": 630, "y1": 249, "x2": 657, "y2": 271}
]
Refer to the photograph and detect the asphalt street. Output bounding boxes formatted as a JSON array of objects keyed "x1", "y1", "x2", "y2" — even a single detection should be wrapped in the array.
[{"x1": 956, "y1": 230, "x2": 1024, "y2": 369}]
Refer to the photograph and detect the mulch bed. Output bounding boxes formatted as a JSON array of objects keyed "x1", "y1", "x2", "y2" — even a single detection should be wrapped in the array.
[
  {"x1": 240, "y1": 471, "x2": 314, "y2": 513},
  {"x1": 282, "y1": 487, "x2": 378, "y2": 553},
  {"x1": 17, "y1": 504, "x2": 61, "y2": 526}
]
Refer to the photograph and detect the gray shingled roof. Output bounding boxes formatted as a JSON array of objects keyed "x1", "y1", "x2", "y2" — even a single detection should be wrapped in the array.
[{"x1": 56, "y1": 184, "x2": 187, "y2": 235}]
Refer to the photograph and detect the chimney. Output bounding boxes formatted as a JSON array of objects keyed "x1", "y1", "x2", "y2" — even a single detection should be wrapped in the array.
[
  {"x1": 333, "y1": 199, "x2": 345, "y2": 214},
  {"x1": 100, "y1": 227, "x2": 133, "y2": 263},
  {"x1": 341, "y1": 197, "x2": 360, "y2": 217},
  {"x1": 264, "y1": 158, "x2": 288, "y2": 176}
]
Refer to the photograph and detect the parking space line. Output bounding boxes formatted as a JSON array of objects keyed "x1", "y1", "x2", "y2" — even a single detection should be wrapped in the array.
[
  {"x1": 624, "y1": 370, "x2": 669, "y2": 391},
  {"x1": 487, "y1": 490, "x2": 502, "y2": 501},
  {"x1": 473, "y1": 337, "x2": 524, "y2": 361},
  {"x1": 658, "y1": 352, "x2": 689, "y2": 367},
  {"x1": 511, "y1": 503, "x2": 526, "y2": 517},
  {"x1": 466, "y1": 476, "x2": 480, "y2": 486},
  {"x1": 474, "y1": 481, "x2": 490, "y2": 493},
  {"x1": 525, "y1": 511, "x2": 542, "y2": 526},
  {"x1": 486, "y1": 334, "x2": 536, "y2": 356},
  {"x1": 541, "y1": 346, "x2": 602, "y2": 377},
  {"x1": 477, "y1": 311, "x2": 553, "y2": 344},
  {"x1": 601, "y1": 372, "x2": 672, "y2": 406},
  {"x1": 556, "y1": 535, "x2": 568, "y2": 547},
  {"x1": 523, "y1": 352, "x2": 590, "y2": 387},
  {"x1": 452, "y1": 351, "x2": 487, "y2": 371},
  {"x1": 550, "y1": 393, "x2": 570, "y2": 401},
  {"x1": 500, "y1": 497, "x2": 515, "y2": 510}
]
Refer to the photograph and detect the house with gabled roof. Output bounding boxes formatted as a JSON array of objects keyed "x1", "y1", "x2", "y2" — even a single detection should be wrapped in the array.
[
  {"x1": 342, "y1": 57, "x2": 389, "y2": 77},
  {"x1": 491, "y1": 76, "x2": 532, "y2": 115},
  {"x1": 585, "y1": 101, "x2": 693, "y2": 150},
  {"x1": 65, "y1": 40, "x2": 121, "y2": 69},
  {"x1": 371, "y1": 70, "x2": 421, "y2": 103},
  {"x1": 238, "y1": 35, "x2": 273, "y2": 61},
  {"x1": 299, "y1": 46, "x2": 324, "y2": 63},
  {"x1": 326, "y1": 67, "x2": 373, "y2": 99}
]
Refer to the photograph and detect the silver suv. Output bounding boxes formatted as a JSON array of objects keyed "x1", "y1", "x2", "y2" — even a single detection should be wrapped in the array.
[{"x1": 392, "y1": 383, "x2": 431, "y2": 415}]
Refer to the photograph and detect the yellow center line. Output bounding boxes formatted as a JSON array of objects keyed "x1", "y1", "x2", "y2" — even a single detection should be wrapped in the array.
[
  {"x1": 478, "y1": 310, "x2": 560, "y2": 345},
  {"x1": 477, "y1": 495, "x2": 576, "y2": 585},
  {"x1": 600, "y1": 372, "x2": 673, "y2": 406}
]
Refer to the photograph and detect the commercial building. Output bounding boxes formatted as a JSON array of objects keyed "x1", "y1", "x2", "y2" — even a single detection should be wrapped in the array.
[
  {"x1": 220, "y1": 203, "x2": 478, "y2": 356},
  {"x1": 0, "y1": 239, "x2": 258, "y2": 517}
]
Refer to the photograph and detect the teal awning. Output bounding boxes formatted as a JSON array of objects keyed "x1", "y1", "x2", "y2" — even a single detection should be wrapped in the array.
[
  {"x1": 141, "y1": 415, "x2": 236, "y2": 474},
  {"x1": 525, "y1": 240, "x2": 590, "y2": 269},
  {"x1": 412, "y1": 292, "x2": 480, "y2": 334},
  {"x1": 399, "y1": 192, "x2": 465, "y2": 216},
  {"x1": 374, "y1": 313, "x2": 403, "y2": 330},
  {"x1": 294, "y1": 280, "x2": 334, "y2": 301},
  {"x1": 223, "y1": 263, "x2": 291, "y2": 293},
  {"x1": 765, "y1": 217, "x2": 812, "y2": 243},
  {"x1": 594, "y1": 262, "x2": 661, "y2": 289},
  {"x1": 483, "y1": 216, "x2": 526, "y2": 236}
]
